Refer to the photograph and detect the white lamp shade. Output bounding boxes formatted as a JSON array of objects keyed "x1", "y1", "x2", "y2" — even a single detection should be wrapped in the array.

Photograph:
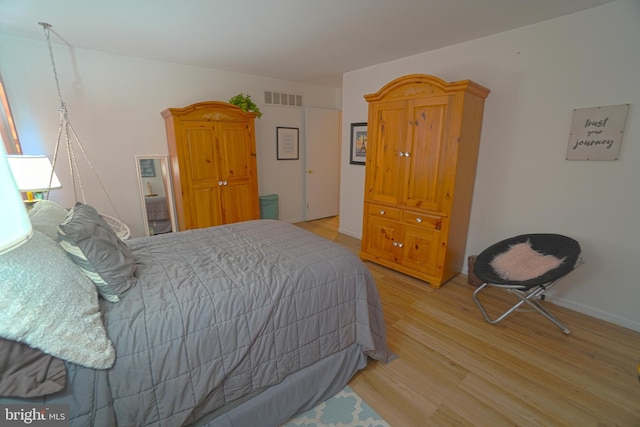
[
  {"x1": 0, "y1": 146, "x2": 33, "y2": 254},
  {"x1": 7, "y1": 155, "x2": 61, "y2": 192}
]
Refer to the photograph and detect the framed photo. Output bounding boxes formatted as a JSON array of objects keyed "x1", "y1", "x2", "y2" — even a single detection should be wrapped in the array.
[
  {"x1": 139, "y1": 158, "x2": 156, "y2": 177},
  {"x1": 350, "y1": 122, "x2": 367, "y2": 165},
  {"x1": 277, "y1": 127, "x2": 299, "y2": 160}
]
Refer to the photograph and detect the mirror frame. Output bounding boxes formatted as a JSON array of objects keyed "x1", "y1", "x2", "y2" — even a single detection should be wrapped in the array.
[{"x1": 135, "y1": 155, "x2": 178, "y2": 236}]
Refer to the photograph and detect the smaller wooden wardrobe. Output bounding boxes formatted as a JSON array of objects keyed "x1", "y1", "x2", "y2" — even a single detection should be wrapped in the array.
[
  {"x1": 360, "y1": 74, "x2": 490, "y2": 288},
  {"x1": 161, "y1": 101, "x2": 260, "y2": 231}
]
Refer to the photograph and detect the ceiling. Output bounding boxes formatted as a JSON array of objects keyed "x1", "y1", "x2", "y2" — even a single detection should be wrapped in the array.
[{"x1": 0, "y1": 0, "x2": 615, "y2": 87}]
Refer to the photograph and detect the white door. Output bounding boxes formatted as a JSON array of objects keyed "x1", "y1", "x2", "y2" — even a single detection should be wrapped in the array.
[{"x1": 304, "y1": 107, "x2": 340, "y2": 220}]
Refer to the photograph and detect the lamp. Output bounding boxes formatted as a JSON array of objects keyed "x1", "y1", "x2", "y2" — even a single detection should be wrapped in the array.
[
  {"x1": 6, "y1": 154, "x2": 61, "y2": 202},
  {"x1": 0, "y1": 144, "x2": 33, "y2": 254}
]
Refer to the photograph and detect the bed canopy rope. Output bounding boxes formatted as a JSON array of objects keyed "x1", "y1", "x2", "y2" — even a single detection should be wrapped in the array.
[{"x1": 39, "y1": 22, "x2": 130, "y2": 239}]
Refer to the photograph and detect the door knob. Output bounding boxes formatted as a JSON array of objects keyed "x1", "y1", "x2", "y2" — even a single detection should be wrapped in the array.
[{"x1": 306, "y1": 169, "x2": 313, "y2": 174}]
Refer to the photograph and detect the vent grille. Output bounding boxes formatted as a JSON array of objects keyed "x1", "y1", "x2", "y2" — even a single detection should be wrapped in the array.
[{"x1": 264, "y1": 91, "x2": 303, "y2": 107}]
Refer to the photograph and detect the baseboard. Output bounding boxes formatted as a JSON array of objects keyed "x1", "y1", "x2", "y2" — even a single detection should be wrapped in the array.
[
  {"x1": 284, "y1": 217, "x2": 304, "y2": 224},
  {"x1": 546, "y1": 295, "x2": 640, "y2": 332},
  {"x1": 337, "y1": 227, "x2": 361, "y2": 239}
]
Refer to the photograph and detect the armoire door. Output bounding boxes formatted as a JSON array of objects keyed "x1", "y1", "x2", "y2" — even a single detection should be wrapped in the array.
[
  {"x1": 362, "y1": 214, "x2": 401, "y2": 263},
  {"x1": 365, "y1": 100, "x2": 407, "y2": 206},
  {"x1": 402, "y1": 96, "x2": 452, "y2": 212},
  {"x1": 399, "y1": 211, "x2": 443, "y2": 277},
  {"x1": 181, "y1": 122, "x2": 223, "y2": 229},
  {"x1": 217, "y1": 122, "x2": 259, "y2": 223}
]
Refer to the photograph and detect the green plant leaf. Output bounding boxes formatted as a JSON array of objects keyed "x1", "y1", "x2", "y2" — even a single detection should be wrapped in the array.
[{"x1": 229, "y1": 93, "x2": 262, "y2": 118}]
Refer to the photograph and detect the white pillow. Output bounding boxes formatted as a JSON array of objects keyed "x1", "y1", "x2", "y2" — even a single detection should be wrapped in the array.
[
  {"x1": 28, "y1": 200, "x2": 68, "y2": 241},
  {"x1": 490, "y1": 240, "x2": 564, "y2": 281},
  {"x1": 0, "y1": 231, "x2": 115, "y2": 369}
]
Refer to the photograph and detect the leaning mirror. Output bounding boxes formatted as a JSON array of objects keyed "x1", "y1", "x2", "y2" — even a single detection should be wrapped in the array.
[{"x1": 135, "y1": 155, "x2": 177, "y2": 236}]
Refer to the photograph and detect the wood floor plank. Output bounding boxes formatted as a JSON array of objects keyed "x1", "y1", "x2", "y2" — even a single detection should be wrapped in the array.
[{"x1": 295, "y1": 217, "x2": 640, "y2": 426}]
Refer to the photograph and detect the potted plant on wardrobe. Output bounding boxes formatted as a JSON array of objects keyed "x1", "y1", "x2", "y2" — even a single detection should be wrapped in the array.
[{"x1": 228, "y1": 93, "x2": 262, "y2": 118}]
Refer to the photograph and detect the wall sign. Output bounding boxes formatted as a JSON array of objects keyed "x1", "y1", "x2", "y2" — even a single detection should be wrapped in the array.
[
  {"x1": 276, "y1": 127, "x2": 299, "y2": 160},
  {"x1": 566, "y1": 104, "x2": 629, "y2": 161},
  {"x1": 139, "y1": 158, "x2": 156, "y2": 177}
]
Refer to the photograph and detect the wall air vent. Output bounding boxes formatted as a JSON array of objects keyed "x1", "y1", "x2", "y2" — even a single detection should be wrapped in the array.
[{"x1": 264, "y1": 91, "x2": 303, "y2": 108}]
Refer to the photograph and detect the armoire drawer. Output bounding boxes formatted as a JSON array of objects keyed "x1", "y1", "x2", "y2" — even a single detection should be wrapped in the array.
[
  {"x1": 366, "y1": 203, "x2": 401, "y2": 220},
  {"x1": 402, "y1": 211, "x2": 443, "y2": 231}
]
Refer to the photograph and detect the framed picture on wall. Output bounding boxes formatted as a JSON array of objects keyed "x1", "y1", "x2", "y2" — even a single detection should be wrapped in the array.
[
  {"x1": 350, "y1": 122, "x2": 367, "y2": 165},
  {"x1": 277, "y1": 127, "x2": 299, "y2": 160},
  {"x1": 139, "y1": 158, "x2": 156, "y2": 177}
]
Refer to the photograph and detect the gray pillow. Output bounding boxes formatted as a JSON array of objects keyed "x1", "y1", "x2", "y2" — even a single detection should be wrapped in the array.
[
  {"x1": 0, "y1": 231, "x2": 115, "y2": 369},
  {"x1": 57, "y1": 203, "x2": 136, "y2": 303},
  {"x1": 0, "y1": 338, "x2": 66, "y2": 398},
  {"x1": 27, "y1": 199, "x2": 68, "y2": 240}
]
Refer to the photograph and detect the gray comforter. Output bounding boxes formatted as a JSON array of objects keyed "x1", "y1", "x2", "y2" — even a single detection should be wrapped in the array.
[{"x1": 52, "y1": 220, "x2": 392, "y2": 426}]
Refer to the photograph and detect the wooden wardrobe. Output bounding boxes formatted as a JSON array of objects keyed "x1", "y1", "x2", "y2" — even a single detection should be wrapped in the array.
[
  {"x1": 360, "y1": 74, "x2": 490, "y2": 288},
  {"x1": 161, "y1": 101, "x2": 260, "y2": 231}
]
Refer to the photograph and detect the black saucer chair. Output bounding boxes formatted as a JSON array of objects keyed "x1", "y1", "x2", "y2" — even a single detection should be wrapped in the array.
[{"x1": 472, "y1": 234, "x2": 582, "y2": 334}]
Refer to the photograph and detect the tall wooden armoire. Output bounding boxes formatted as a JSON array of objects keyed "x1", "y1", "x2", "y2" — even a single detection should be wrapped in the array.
[
  {"x1": 161, "y1": 101, "x2": 260, "y2": 231},
  {"x1": 360, "y1": 74, "x2": 490, "y2": 288}
]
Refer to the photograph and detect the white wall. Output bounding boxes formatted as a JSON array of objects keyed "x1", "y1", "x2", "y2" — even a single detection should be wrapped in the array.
[
  {"x1": 340, "y1": 0, "x2": 640, "y2": 331},
  {"x1": 0, "y1": 35, "x2": 340, "y2": 236}
]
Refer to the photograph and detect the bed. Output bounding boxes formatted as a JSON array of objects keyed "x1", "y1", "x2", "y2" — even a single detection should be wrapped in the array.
[
  {"x1": 144, "y1": 195, "x2": 172, "y2": 235},
  {"x1": 0, "y1": 201, "x2": 394, "y2": 426}
]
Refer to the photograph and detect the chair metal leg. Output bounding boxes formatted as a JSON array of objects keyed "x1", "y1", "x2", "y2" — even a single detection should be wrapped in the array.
[
  {"x1": 472, "y1": 281, "x2": 571, "y2": 335},
  {"x1": 473, "y1": 283, "x2": 525, "y2": 324},
  {"x1": 509, "y1": 288, "x2": 571, "y2": 334}
]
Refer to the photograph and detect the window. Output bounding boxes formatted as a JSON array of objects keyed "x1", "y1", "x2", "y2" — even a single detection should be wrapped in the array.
[{"x1": 0, "y1": 73, "x2": 22, "y2": 155}]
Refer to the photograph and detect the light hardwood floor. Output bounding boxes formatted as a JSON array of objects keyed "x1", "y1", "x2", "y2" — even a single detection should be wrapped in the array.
[{"x1": 295, "y1": 217, "x2": 640, "y2": 427}]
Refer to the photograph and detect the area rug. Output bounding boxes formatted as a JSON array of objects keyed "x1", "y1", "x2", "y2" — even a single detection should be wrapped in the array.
[{"x1": 281, "y1": 386, "x2": 391, "y2": 427}]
